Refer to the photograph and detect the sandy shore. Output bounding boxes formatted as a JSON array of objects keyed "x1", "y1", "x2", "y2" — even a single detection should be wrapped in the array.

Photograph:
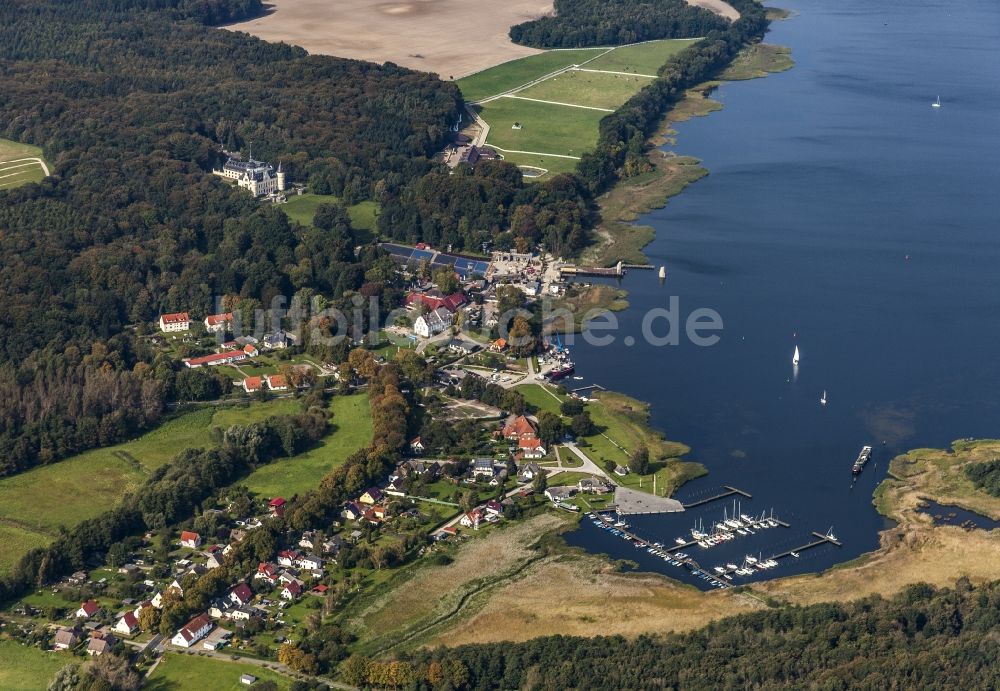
[
  {"x1": 688, "y1": 0, "x2": 740, "y2": 21},
  {"x1": 226, "y1": 0, "x2": 553, "y2": 78}
]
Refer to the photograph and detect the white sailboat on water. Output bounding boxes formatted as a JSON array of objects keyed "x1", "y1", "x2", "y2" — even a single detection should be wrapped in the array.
[
  {"x1": 792, "y1": 345, "x2": 800, "y2": 366},
  {"x1": 658, "y1": 266, "x2": 666, "y2": 279},
  {"x1": 932, "y1": 95, "x2": 941, "y2": 108},
  {"x1": 820, "y1": 389, "x2": 827, "y2": 406}
]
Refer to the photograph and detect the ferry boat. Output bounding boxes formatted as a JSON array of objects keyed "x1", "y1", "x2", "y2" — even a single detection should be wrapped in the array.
[{"x1": 853, "y1": 445, "x2": 873, "y2": 475}]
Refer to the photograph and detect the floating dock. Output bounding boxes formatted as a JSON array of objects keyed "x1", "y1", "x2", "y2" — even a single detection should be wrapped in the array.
[{"x1": 681, "y1": 486, "x2": 753, "y2": 509}]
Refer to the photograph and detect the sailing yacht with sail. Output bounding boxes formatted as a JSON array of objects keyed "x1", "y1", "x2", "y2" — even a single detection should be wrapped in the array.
[
  {"x1": 932, "y1": 95, "x2": 941, "y2": 108},
  {"x1": 820, "y1": 390, "x2": 827, "y2": 406},
  {"x1": 792, "y1": 345, "x2": 800, "y2": 366}
]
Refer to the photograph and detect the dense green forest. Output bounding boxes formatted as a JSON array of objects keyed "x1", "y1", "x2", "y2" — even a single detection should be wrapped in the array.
[
  {"x1": 965, "y1": 460, "x2": 1000, "y2": 497},
  {"x1": 0, "y1": 0, "x2": 456, "y2": 475},
  {"x1": 347, "y1": 579, "x2": 1000, "y2": 689},
  {"x1": 510, "y1": 0, "x2": 730, "y2": 48}
]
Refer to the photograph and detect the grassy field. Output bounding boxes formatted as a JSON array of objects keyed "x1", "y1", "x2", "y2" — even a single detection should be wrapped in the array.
[
  {"x1": 585, "y1": 38, "x2": 700, "y2": 75},
  {"x1": 475, "y1": 98, "x2": 603, "y2": 157},
  {"x1": 243, "y1": 393, "x2": 371, "y2": 497},
  {"x1": 0, "y1": 138, "x2": 49, "y2": 190},
  {"x1": 466, "y1": 39, "x2": 703, "y2": 179},
  {"x1": 279, "y1": 193, "x2": 379, "y2": 235},
  {"x1": 456, "y1": 48, "x2": 609, "y2": 102},
  {"x1": 0, "y1": 641, "x2": 70, "y2": 690},
  {"x1": 146, "y1": 652, "x2": 294, "y2": 691},
  {"x1": 517, "y1": 70, "x2": 654, "y2": 110},
  {"x1": 0, "y1": 399, "x2": 302, "y2": 575}
]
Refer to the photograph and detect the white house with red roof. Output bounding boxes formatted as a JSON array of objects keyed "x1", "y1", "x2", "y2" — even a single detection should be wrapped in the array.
[
  {"x1": 277, "y1": 549, "x2": 300, "y2": 567},
  {"x1": 158, "y1": 312, "x2": 190, "y2": 333},
  {"x1": 229, "y1": 583, "x2": 254, "y2": 607},
  {"x1": 76, "y1": 600, "x2": 101, "y2": 619},
  {"x1": 281, "y1": 579, "x2": 303, "y2": 601},
  {"x1": 268, "y1": 497, "x2": 286, "y2": 517},
  {"x1": 180, "y1": 531, "x2": 201, "y2": 549},
  {"x1": 265, "y1": 374, "x2": 289, "y2": 391},
  {"x1": 242, "y1": 376, "x2": 263, "y2": 393},
  {"x1": 409, "y1": 437, "x2": 425, "y2": 455},
  {"x1": 183, "y1": 350, "x2": 248, "y2": 368},
  {"x1": 115, "y1": 611, "x2": 140, "y2": 635},
  {"x1": 255, "y1": 562, "x2": 279, "y2": 585},
  {"x1": 503, "y1": 415, "x2": 537, "y2": 441},
  {"x1": 204, "y1": 312, "x2": 234, "y2": 333},
  {"x1": 171, "y1": 613, "x2": 213, "y2": 648},
  {"x1": 460, "y1": 509, "x2": 484, "y2": 530},
  {"x1": 518, "y1": 437, "x2": 547, "y2": 459}
]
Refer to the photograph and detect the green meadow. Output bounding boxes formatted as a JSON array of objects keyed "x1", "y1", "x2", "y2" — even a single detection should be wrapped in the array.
[
  {"x1": 0, "y1": 641, "x2": 71, "y2": 691},
  {"x1": 462, "y1": 39, "x2": 701, "y2": 179},
  {"x1": 146, "y1": 652, "x2": 295, "y2": 691},
  {"x1": 0, "y1": 395, "x2": 369, "y2": 575},
  {"x1": 280, "y1": 192, "x2": 379, "y2": 237},
  {"x1": 456, "y1": 48, "x2": 608, "y2": 102}
]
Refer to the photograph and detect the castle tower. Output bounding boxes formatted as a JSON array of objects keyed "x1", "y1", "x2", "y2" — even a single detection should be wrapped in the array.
[{"x1": 276, "y1": 161, "x2": 286, "y2": 192}]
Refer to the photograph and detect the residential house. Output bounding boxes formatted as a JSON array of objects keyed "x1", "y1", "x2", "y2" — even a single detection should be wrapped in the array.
[
  {"x1": 242, "y1": 376, "x2": 263, "y2": 393},
  {"x1": 544, "y1": 486, "x2": 575, "y2": 502},
  {"x1": 158, "y1": 312, "x2": 190, "y2": 332},
  {"x1": 281, "y1": 579, "x2": 303, "y2": 601},
  {"x1": 241, "y1": 674, "x2": 258, "y2": 686},
  {"x1": 517, "y1": 462, "x2": 542, "y2": 483},
  {"x1": 151, "y1": 592, "x2": 165, "y2": 609},
  {"x1": 413, "y1": 306, "x2": 453, "y2": 338},
  {"x1": 262, "y1": 330, "x2": 293, "y2": 349},
  {"x1": 204, "y1": 312, "x2": 234, "y2": 333},
  {"x1": 503, "y1": 415, "x2": 537, "y2": 441},
  {"x1": 310, "y1": 584, "x2": 329, "y2": 597},
  {"x1": 489, "y1": 338, "x2": 507, "y2": 352},
  {"x1": 183, "y1": 350, "x2": 248, "y2": 368},
  {"x1": 171, "y1": 613, "x2": 213, "y2": 648},
  {"x1": 230, "y1": 583, "x2": 254, "y2": 607},
  {"x1": 242, "y1": 343, "x2": 259, "y2": 358},
  {"x1": 114, "y1": 612, "x2": 140, "y2": 636},
  {"x1": 54, "y1": 628, "x2": 79, "y2": 651},
  {"x1": 296, "y1": 555, "x2": 323, "y2": 571},
  {"x1": 76, "y1": 600, "x2": 100, "y2": 619},
  {"x1": 405, "y1": 291, "x2": 467, "y2": 314},
  {"x1": 460, "y1": 509, "x2": 484, "y2": 530},
  {"x1": 472, "y1": 458, "x2": 496, "y2": 479},
  {"x1": 359, "y1": 487, "x2": 384, "y2": 505},
  {"x1": 484, "y1": 500, "x2": 504, "y2": 518},
  {"x1": 255, "y1": 563, "x2": 279, "y2": 586},
  {"x1": 577, "y1": 477, "x2": 612, "y2": 494},
  {"x1": 446, "y1": 338, "x2": 477, "y2": 355},
  {"x1": 518, "y1": 437, "x2": 547, "y2": 459},
  {"x1": 277, "y1": 550, "x2": 300, "y2": 568},
  {"x1": 298, "y1": 531, "x2": 318, "y2": 550},
  {"x1": 180, "y1": 531, "x2": 202, "y2": 549},
  {"x1": 268, "y1": 497, "x2": 287, "y2": 517},
  {"x1": 342, "y1": 501, "x2": 363, "y2": 521},
  {"x1": 87, "y1": 632, "x2": 116, "y2": 656},
  {"x1": 167, "y1": 579, "x2": 184, "y2": 596},
  {"x1": 489, "y1": 468, "x2": 509, "y2": 487},
  {"x1": 409, "y1": 436, "x2": 425, "y2": 455},
  {"x1": 265, "y1": 374, "x2": 289, "y2": 391},
  {"x1": 385, "y1": 477, "x2": 406, "y2": 496},
  {"x1": 205, "y1": 551, "x2": 224, "y2": 570},
  {"x1": 613, "y1": 465, "x2": 630, "y2": 477}
]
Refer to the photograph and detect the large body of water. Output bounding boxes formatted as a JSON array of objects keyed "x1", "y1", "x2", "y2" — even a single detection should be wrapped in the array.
[{"x1": 564, "y1": 0, "x2": 1000, "y2": 587}]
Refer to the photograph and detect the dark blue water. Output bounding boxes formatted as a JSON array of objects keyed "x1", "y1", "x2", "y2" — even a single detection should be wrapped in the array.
[
  {"x1": 564, "y1": 0, "x2": 1000, "y2": 585},
  {"x1": 918, "y1": 500, "x2": 1000, "y2": 530}
]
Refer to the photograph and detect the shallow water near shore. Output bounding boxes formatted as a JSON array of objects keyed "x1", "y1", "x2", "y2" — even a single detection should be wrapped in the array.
[{"x1": 564, "y1": 0, "x2": 1000, "y2": 587}]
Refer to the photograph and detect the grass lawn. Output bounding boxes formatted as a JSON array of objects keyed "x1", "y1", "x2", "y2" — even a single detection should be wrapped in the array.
[
  {"x1": 516, "y1": 383, "x2": 563, "y2": 415},
  {"x1": 456, "y1": 48, "x2": 609, "y2": 102},
  {"x1": 477, "y1": 98, "x2": 602, "y2": 157},
  {"x1": 498, "y1": 151, "x2": 579, "y2": 179},
  {"x1": 146, "y1": 652, "x2": 295, "y2": 691},
  {"x1": 0, "y1": 138, "x2": 50, "y2": 190},
  {"x1": 517, "y1": 70, "x2": 654, "y2": 110},
  {"x1": 585, "y1": 38, "x2": 701, "y2": 75},
  {"x1": 0, "y1": 399, "x2": 303, "y2": 574},
  {"x1": 279, "y1": 193, "x2": 379, "y2": 235},
  {"x1": 0, "y1": 640, "x2": 71, "y2": 690},
  {"x1": 243, "y1": 393, "x2": 372, "y2": 497}
]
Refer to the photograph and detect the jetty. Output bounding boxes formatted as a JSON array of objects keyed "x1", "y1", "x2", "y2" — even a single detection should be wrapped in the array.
[
  {"x1": 570, "y1": 383, "x2": 606, "y2": 395},
  {"x1": 681, "y1": 486, "x2": 753, "y2": 509}
]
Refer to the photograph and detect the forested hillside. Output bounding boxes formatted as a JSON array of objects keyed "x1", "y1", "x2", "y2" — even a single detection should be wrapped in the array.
[
  {"x1": 350, "y1": 579, "x2": 1000, "y2": 689},
  {"x1": 0, "y1": 0, "x2": 458, "y2": 475},
  {"x1": 510, "y1": 0, "x2": 730, "y2": 48}
]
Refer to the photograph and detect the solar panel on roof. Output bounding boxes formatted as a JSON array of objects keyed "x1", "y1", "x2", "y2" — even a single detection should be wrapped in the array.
[{"x1": 411, "y1": 249, "x2": 435, "y2": 262}]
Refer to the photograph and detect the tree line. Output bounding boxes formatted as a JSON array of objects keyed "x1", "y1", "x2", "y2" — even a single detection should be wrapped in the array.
[
  {"x1": 965, "y1": 459, "x2": 1000, "y2": 497},
  {"x1": 345, "y1": 579, "x2": 1000, "y2": 689},
  {"x1": 509, "y1": 0, "x2": 730, "y2": 48}
]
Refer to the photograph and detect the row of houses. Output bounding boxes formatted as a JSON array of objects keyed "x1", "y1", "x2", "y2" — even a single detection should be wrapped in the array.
[{"x1": 159, "y1": 312, "x2": 234, "y2": 334}]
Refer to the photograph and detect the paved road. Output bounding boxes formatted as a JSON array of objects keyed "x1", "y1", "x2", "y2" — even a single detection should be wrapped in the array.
[{"x1": 557, "y1": 443, "x2": 613, "y2": 481}]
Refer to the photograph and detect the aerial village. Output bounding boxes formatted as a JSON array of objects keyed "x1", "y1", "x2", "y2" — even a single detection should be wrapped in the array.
[{"x1": 3, "y1": 232, "x2": 641, "y2": 679}]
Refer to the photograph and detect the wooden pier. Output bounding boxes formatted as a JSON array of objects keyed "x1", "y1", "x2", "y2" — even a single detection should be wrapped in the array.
[
  {"x1": 570, "y1": 383, "x2": 606, "y2": 394},
  {"x1": 681, "y1": 486, "x2": 753, "y2": 509}
]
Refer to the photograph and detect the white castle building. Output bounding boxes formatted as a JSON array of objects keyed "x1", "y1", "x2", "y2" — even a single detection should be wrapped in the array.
[{"x1": 213, "y1": 153, "x2": 286, "y2": 198}]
